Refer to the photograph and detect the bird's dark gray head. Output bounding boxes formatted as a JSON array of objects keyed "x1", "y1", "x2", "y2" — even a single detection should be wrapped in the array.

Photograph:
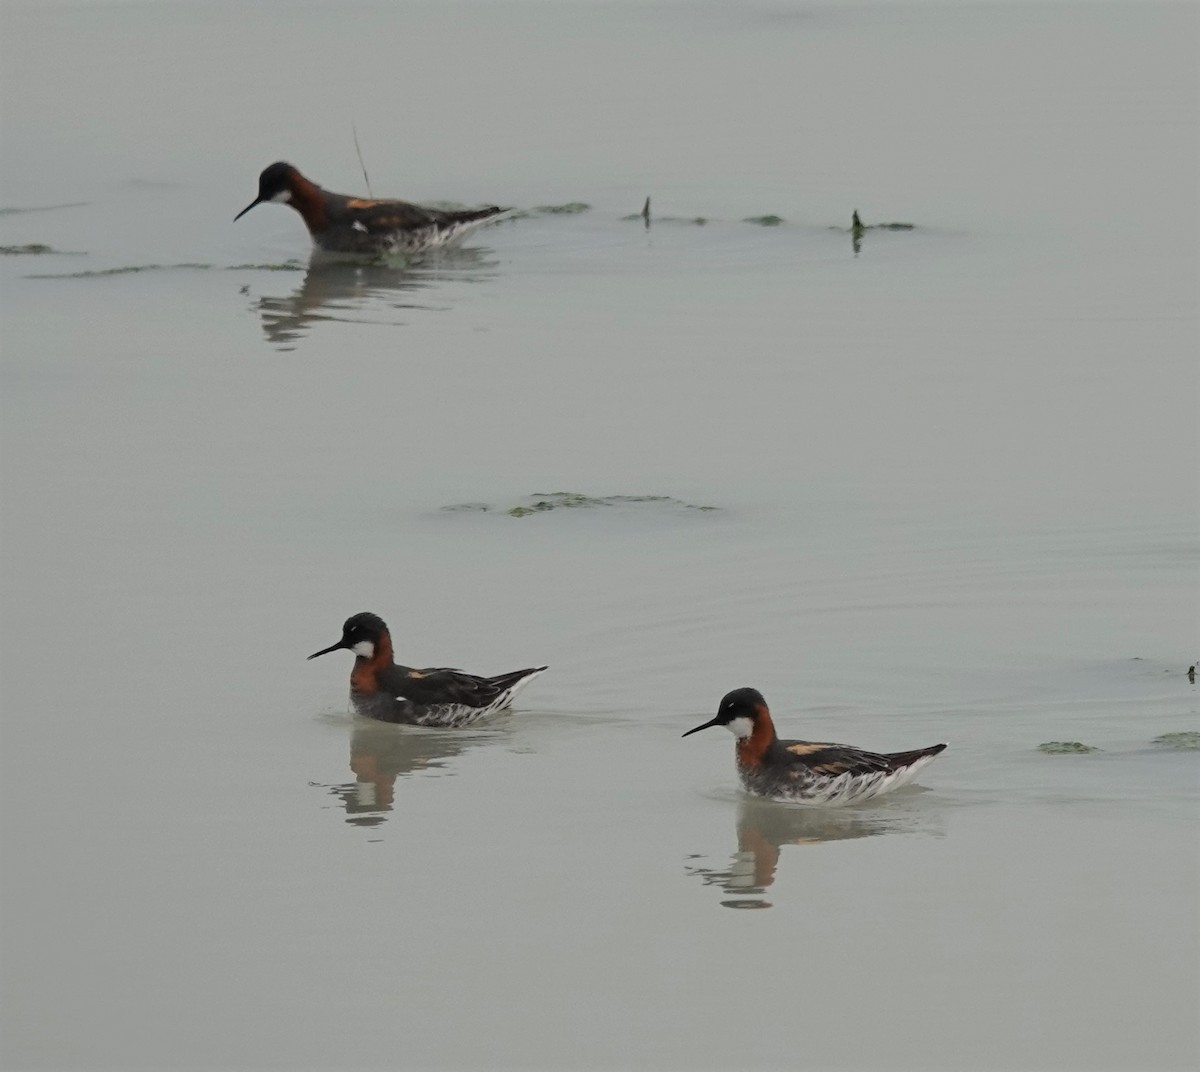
[
  {"x1": 682, "y1": 687, "x2": 768, "y2": 739},
  {"x1": 234, "y1": 161, "x2": 302, "y2": 221},
  {"x1": 307, "y1": 612, "x2": 389, "y2": 661}
]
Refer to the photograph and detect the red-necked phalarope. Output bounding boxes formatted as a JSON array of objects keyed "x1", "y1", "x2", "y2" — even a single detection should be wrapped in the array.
[
  {"x1": 235, "y1": 162, "x2": 507, "y2": 254},
  {"x1": 308, "y1": 612, "x2": 545, "y2": 726},
  {"x1": 684, "y1": 687, "x2": 946, "y2": 806}
]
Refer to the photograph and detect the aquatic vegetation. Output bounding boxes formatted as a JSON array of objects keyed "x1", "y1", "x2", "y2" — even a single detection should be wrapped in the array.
[
  {"x1": 620, "y1": 197, "x2": 653, "y2": 228},
  {"x1": 743, "y1": 214, "x2": 785, "y2": 226},
  {"x1": 441, "y1": 492, "x2": 719, "y2": 517},
  {"x1": 0, "y1": 202, "x2": 89, "y2": 215},
  {"x1": 421, "y1": 200, "x2": 490, "y2": 213},
  {"x1": 508, "y1": 492, "x2": 718, "y2": 516},
  {"x1": 621, "y1": 213, "x2": 707, "y2": 225},
  {"x1": 1037, "y1": 741, "x2": 1100, "y2": 754},
  {"x1": 29, "y1": 260, "x2": 305, "y2": 279},
  {"x1": 501, "y1": 203, "x2": 590, "y2": 221},
  {"x1": 532, "y1": 202, "x2": 591, "y2": 215},
  {"x1": 834, "y1": 216, "x2": 916, "y2": 234},
  {"x1": 515, "y1": 492, "x2": 616, "y2": 514},
  {"x1": 227, "y1": 261, "x2": 305, "y2": 271},
  {"x1": 3, "y1": 241, "x2": 87, "y2": 256},
  {"x1": 28, "y1": 259, "x2": 214, "y2": 276},
  {"x1": 1151, "y1": 731, "x2": 1200, "y2": 750}
]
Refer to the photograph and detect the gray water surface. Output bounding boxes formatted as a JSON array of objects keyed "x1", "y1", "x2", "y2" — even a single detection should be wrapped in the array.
[{"x1": 1, "y1": 2, "x2": 1197, "y2": 1070}]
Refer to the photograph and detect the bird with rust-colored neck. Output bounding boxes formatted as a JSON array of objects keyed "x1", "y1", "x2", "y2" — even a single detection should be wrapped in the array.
[
  {"x1": 308, "y1": 612, "x2": 546, "y2": 727},
  {"x1": 684, "y1": 687, "x2": 946, "y2": 806},
  {"x1": 235, "y1": 162, "x2": 508, "y2": 255}
]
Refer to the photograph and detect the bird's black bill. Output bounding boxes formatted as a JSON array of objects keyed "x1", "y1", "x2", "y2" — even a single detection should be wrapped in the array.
[
  {"x1": 307, "y1": 641, "x2": 345, "y2": 660},
  {"x1": 233, "y1": 198, "x2": 262, "y2": 222},
  {"x1": 682, "y1": 716, "x2": 721, "y2": 738}
]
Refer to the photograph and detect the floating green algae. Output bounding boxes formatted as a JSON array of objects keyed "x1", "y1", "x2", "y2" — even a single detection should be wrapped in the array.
[
  {"x1": 2, "y1": 241, "x2": 85, "y2": 256},
  {"x1": 832, "y1": 218, "x2": 917, "y2": 234},
  {"x1": 0, "y1": 202, "x2": 89, "y2": 215},
  {"x1": 509, "y1": 492, "x2": 635, "y2": 516},
  {"x1": 1151, "y1": 731, "x2": 1200, "y2": 750},
  {"x1": 1037, "y1": 741, "x2": 1100, "y2": 754},
  {"x1": 421, "y1": 201, "x2": 511, "y2": 216},
  {"x1": 422, "y1": 200, "x2": 468, "y2": 212},
  {"x1": 442, "y1": 492, "x2": 720, "y2": 517},
  {"x1": 743, "y1": 214, "x2": 785, "y2": 226},
  {"x1": 500, "y1": 203, "x2": 590, "y2": 221},
  {"x1": 532, "y1": 202, "x2": 591, "y2": 215},
  {"x1": 227, "y1": 261, "x2": 305, "y2": 271},
  {"x1": 510, "y1": 492, "x2": 718, "y2": 516},
  {"x1": 622, "y1": 214, "x2": 707, "y2": 225},
  {"x1": 522, "y1": 492, "x2": 614, "y2": 513},
  {"x1": 30, "y1": 260, "x2": 305, "y2": 279},
  {"x1": 28, "y1": 262, "x2": 213, "y2": 278}
]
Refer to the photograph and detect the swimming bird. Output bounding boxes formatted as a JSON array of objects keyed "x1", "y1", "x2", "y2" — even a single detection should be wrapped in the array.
[
  {"x1": 235, "y1": 162, "x2": 507, "y2": 255},
  {"x1": 308, "y1": 612, "x2": 546, "y2": 726},
  {"x1": 683, "y1": 687, "x2": 946, "y2": 806}
]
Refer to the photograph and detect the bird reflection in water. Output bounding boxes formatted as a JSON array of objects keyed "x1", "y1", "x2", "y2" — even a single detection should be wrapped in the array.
[
  {"x1": 686, "y1": 796, "x2": 935, "y2": 909},
  {"x1": 250, "y1": 246, "x2": 499, "y2": 350},
  {"x1": 317, "y1": 721, "x2": 492, "y2": 828}
]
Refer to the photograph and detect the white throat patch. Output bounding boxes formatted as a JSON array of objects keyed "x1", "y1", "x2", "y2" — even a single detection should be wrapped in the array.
[
  {"x1": 726, "y1": 716, "x2": 754, "y2": 740},
  {"x1": 351, "y1": 640, "x2": 375, "y2": 658},
  {"x1": 271, "y1": 189, "x2": 292, "y2": 204}
]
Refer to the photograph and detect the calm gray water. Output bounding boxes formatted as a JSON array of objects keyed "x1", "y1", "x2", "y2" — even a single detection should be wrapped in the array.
[{"x1": 2, "y1": 2, "x2": 1197, "y2": 1070}]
